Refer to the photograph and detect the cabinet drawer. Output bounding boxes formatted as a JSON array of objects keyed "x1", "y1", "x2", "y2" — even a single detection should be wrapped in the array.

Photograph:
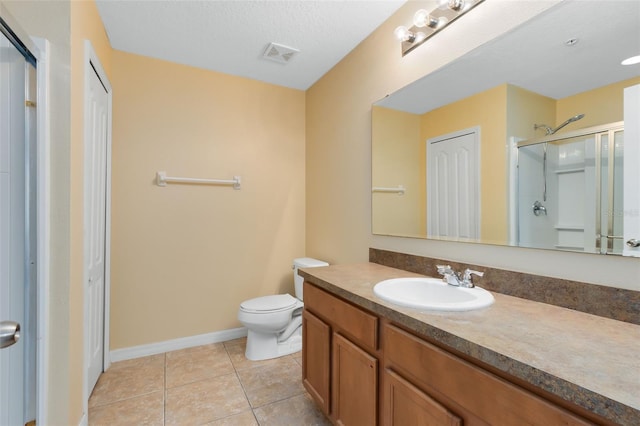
[
  {"x1": 304, "y1": 282, "x2": 378, "y2": 351},
  {"x1": 384, "y1": 324, "x2": 592, "y2": 426}
]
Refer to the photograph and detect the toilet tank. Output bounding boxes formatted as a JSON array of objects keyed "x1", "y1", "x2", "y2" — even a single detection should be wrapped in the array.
[{"x1": 293, "y1": 257, "x2": 328, "y2": 300}]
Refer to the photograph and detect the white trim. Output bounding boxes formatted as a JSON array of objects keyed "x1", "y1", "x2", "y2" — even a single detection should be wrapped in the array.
[
  {"x1": 110, "y1": 328, "x2": 248, "y2": 362},
  {"x1": 32, "y1": 36, "x2": 50, "y2": 426},
  {"x1": 508, "y1": 136, "x2": 524, "y2": 246},
  {"x1": 82, "y1": 40, "x2": 113, "y2": 419},
  {"x1": 102, "y1": 55, "x2": 113, "y2": 374},
  {"x1": 623, "y1": 84, "x2": 640, "y2": 257}
]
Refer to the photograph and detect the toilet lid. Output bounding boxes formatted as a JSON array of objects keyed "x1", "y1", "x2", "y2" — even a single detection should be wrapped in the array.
[{"x1": 240, "y1": 294, "x2": 299, "y2": 313}]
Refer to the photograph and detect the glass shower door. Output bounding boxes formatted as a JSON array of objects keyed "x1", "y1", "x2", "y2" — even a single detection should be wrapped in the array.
[
  {"x1": 597, "y1": 129, "x2": 625, "y2": 254},
  {"x1": 516, "y1": 122, "x2": 624, "y2": 254}
]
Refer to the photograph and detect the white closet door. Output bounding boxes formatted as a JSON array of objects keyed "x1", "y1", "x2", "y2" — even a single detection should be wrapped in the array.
[
  {"x1": 85, "y1": 63, "x2": 109, "y2": 393},
  {"x1": 427, "y1": 129, "x2": 480, "y2": 240}
]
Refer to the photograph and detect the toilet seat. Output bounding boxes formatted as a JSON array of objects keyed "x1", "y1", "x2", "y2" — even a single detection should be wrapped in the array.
[{"x1": 240, "y1": 294, "x2": 300, "y2": 314}]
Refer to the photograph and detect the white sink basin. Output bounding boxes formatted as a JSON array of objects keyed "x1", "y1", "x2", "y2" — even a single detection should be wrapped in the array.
[{"x1": 373, "y1": 277, "x2": 494, "y2": 311}]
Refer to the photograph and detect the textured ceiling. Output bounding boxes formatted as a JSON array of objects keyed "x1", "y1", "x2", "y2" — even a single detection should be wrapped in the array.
[{"x1": 96, "y1": 0, "x2": 407, "y2": 90}]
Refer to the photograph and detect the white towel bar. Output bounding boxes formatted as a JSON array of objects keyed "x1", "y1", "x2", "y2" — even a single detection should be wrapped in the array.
[
  {"x1": 156, "y1": 171, "x2": 241, "y2": 190},
  {"x1": 372, "y1": 185, "x2": 405, "y2": 195}
]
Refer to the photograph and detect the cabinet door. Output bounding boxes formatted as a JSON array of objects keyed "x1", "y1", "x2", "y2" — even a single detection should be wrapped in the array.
[
  {"x1": 384, "y1": 369, "x2": 462, "y2": 426},
  {"x1": 385, "y1": 324, "x2": 593, "y2": 425},
  {"x1": 333, "y1": 333, "x2": 378, "y2": 426},
  {"x1": 302, "y1": 310, "x2": 331, "y2": 415}
]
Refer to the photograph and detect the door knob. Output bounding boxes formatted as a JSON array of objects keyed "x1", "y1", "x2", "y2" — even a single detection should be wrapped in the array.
[
  {"x1": 626, "y1": 239, "x2": 640, "y2": 248},
  {"x1": 0, "y1": 321, "x2": 21, "y2": 349}
]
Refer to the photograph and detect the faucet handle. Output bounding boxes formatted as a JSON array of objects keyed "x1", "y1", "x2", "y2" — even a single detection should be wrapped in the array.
[
  {"x1": 462, "y1": 269, "x2": 484, "y2": 287},
  {"x1": 464, "y1": 268, "x2": 484, "y2": 278},
  {"x1": 436, "y1": 265, "x2": 453, "y2": 275}
]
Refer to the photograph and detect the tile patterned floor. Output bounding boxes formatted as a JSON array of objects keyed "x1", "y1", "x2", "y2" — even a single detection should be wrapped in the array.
[{"x1": 88, "y1": 338, "x2": 331, "y2": 425}]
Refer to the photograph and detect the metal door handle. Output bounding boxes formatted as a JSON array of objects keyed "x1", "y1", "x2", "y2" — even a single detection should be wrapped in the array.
[
  {"x1": 0, "y1": 321, "x2": 20, "y2": 349},
  {"x1": 627, "y1": 239, "x2": 640, "y2": 248}
]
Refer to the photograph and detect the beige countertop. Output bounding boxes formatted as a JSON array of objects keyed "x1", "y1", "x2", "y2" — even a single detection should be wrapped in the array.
[{"x1": 299, "y1": 262, "x2": 640, "y2": 425}]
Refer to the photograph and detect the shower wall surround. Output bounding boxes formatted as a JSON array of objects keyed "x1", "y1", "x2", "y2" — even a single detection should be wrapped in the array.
[{"x1": 370, "y1": 248, "x2": 639, "y2": 324}]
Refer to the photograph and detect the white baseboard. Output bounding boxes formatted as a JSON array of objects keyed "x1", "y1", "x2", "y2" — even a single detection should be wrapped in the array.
[{"x1": 109, "y1": 327, "x2": 248, "y2": 363}]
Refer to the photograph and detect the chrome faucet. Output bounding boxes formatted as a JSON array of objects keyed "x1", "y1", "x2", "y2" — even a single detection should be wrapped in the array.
[{"x1": 436, "y1": 265, "x2": 484, "y2": 288}]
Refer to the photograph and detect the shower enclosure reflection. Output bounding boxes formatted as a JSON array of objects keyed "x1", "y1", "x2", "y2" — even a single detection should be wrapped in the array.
[{"x1": 515, "y1": 123, "x2": 624, "y2": 254}]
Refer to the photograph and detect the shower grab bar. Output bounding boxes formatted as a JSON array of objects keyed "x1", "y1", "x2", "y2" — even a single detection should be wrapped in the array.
[
  {"x1": 156, "y1": 171, "x2": 241, "y2": 189},
  {"x1": 372, "y1": 185, "x2": 405, "y2": 195}
]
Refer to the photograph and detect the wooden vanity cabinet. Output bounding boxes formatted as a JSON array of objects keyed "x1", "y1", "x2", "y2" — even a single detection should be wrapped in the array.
[
  {"x1": 302, "y1": 282, "x2": 380, "y2": 425},
  {"x1": 302, "y1": 281, "x2": 597, "y2": 426}
]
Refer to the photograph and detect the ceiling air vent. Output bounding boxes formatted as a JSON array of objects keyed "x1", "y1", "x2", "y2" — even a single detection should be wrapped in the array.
[{"x1": 262, "y1": 42, "x2": 299, "y2": 64}]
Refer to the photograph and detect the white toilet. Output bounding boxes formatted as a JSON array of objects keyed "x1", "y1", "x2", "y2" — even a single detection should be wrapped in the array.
[{"x1": 238, "y1": 257, "x2": 328, "y2": 361}]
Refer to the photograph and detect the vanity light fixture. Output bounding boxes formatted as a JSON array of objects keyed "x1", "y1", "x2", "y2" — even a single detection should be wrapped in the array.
[{"x1": 395, "y1": 0, "x2": 484, "y2": 56}]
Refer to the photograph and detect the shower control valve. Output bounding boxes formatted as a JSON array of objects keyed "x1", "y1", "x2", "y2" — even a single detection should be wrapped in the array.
[{"x1": 532, "y1": 201, "x2": 547, "y2": 216}]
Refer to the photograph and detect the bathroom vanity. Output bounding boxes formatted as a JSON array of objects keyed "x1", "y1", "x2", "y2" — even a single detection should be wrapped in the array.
[{"x1": 300, "y1": 263, "x2": 639, "y2": 426}]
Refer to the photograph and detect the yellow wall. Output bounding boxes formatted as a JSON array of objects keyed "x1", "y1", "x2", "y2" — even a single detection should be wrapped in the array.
[
  {"x1": 306, "y1": 0, "x2": 639, "y2": 290},
  {"x1": 556, "y1": 76, "x2": 640, "y2": 131},
  {"x1": 506, "y1": 84, "x2": 556, "y2": 141},
  {"x1": 110, "y1": 50, "x2": 306, "y2": 349},
  {"x1": 371, "y1": 106, "x2": 424, "y2": 237},
  {"x1": 420, "y1": 85, "x2": 508, "y2": 243}
]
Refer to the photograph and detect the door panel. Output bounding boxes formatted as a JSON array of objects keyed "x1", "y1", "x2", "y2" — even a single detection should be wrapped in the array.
[
  {"x1": 85, "y1": 64, "x2": 109, "y2": 393},
  {"x1": 0, "y1": 30, "x2": 27, "y2": 426},
  {"x1": 427, "y1": 130, "x2": 480, "y2": 239},
  {"x1": 384, "y1": 369, "x2": 462, "y2": 426},
  {"x1": 332, "y1": 333, "x2": 378, "y2": 426},
  {"x1": 302, "y1": 309, "x2": 331, "y2": 415}
]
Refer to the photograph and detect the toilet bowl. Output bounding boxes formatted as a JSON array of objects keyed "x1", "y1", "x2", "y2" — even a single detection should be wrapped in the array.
[{"x1": 238, "y1": 257, "x2": 328, "y2": 361}]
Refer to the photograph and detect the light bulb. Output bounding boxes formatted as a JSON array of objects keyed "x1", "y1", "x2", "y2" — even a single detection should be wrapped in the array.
[
  {"x1": 448, "y1": 0, "x2": 466, "y2": 12},
  {"x1": 414, "y1": 9, "x2": 440, "y2": 29},
  {"x1": 436, "y1": 0, "x2": 450, "y2": 10},
  {"x1": 394, "y1": 26, "x2": 415, "y2": 42},
  {"x1": 414, "y1": 32, "x2": 427, "y2": 43}
]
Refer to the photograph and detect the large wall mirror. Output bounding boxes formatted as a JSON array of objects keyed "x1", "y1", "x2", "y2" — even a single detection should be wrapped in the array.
[{"x1": 372, "y1": 0, "x2": 640, "y2": 256}]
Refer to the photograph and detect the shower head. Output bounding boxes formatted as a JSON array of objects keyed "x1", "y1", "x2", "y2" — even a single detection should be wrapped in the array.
[{"x1": 550, "y1": 113, "x2": 585, "y2": 134}]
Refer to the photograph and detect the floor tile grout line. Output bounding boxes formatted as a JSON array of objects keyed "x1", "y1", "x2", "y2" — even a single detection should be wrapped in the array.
[
  {"x1": 249, "y1": 390, "x2": 308, "y2": 410},
  {"x1": 223, "y1": 341, "x2": 258, "y2": 424},
  {"x1": 89, "y1": 388, "x2": 163, "y2": 410}
]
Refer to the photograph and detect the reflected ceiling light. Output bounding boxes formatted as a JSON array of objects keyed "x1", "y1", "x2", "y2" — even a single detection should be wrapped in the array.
[
  {"x1": 621, "y1": 55, "x2": 640, "y2": 65},
  {"x1": 396, "y1": 0, "x2": 484, "y2": 56}
]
